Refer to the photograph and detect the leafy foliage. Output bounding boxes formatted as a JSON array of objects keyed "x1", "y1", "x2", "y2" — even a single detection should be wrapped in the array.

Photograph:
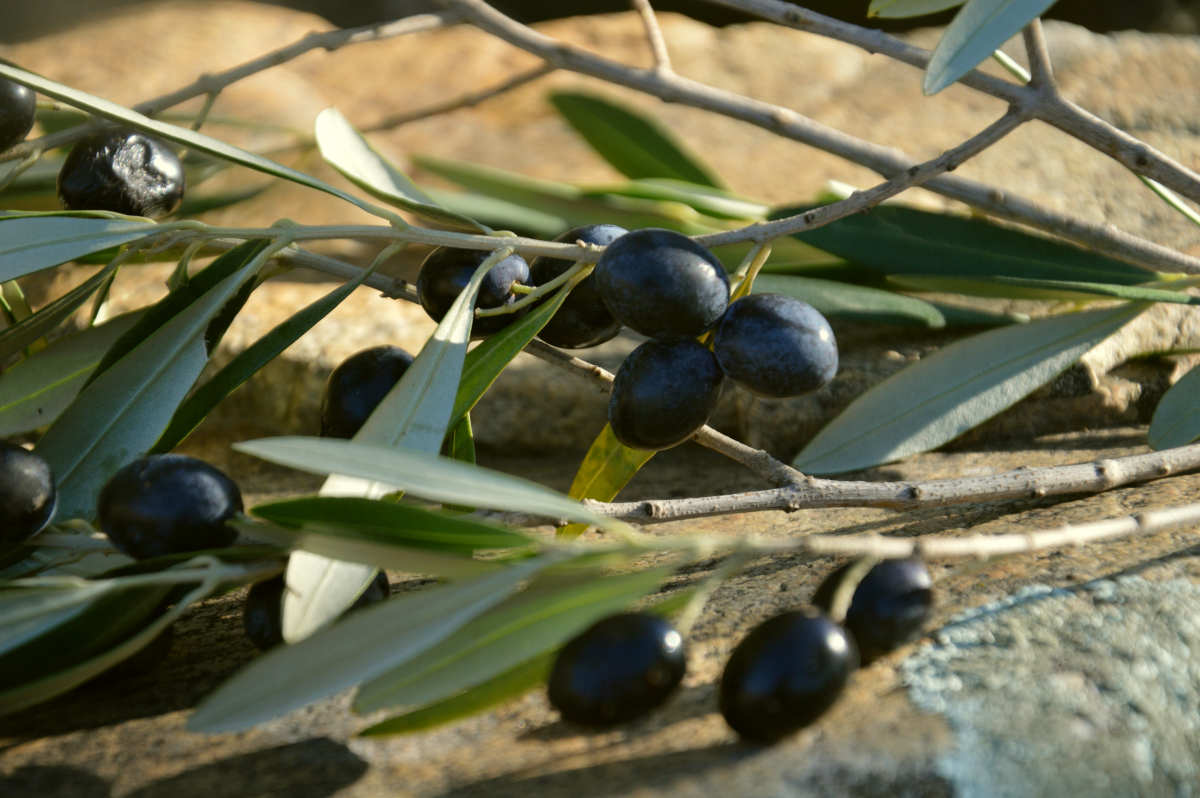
[{"x1": 1, "y1": 0, "x2": 1196, "y2": 740}]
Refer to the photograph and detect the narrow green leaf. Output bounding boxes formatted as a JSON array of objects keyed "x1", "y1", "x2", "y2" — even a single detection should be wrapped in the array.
[
  {"x1": 231, "y1": 517, "x2": 497, "y2": 579},
  {"x1": 419, "y1": 187, "x2": 568, "y2": 239},
  {"x1": 186, "y1": 554, "x2": 562, "y2": 733},
  {"x1": 889, "y1": 274, "x2": 1200, "y2": 304},
  {"x1": 0, "y1": 262, "x2": 118, "y2": 364},
  {"x1": 794, "y1": 303, "x2": 1149, "y2": 474},
  {"x1": 34, "y1": 241, "x2": 271, "y2": 520},
  {"x1": 559, "y1": 424, "x2": 656, "y2": 539},
  {"x1": 753, "y1": 274, "x2": 946, "y2": 328},
  {"x1": 548, "y1": 92, "x2": 723, "y2": 188},
  {"x1": 583, "y1": 179, "x2": 766, "y2": 221},
  {"x1": 0, "y1": 311, "x2": 140, "y2": 436},
  {"x1": 279, "y1": 247, "x2": 503, "y2": 642},
  {"x1": 236, "y1": 437, "x2": 624, "y2": 532},
  {"x1": 353, "y1": 565, "x2": 672, "y2": 712},
  {"x1": 0, "y1": 64, "x2": 394, "y2": 221},
  {"x1": 870, "y1": 0, "x2": 964, "y2": 17},
  {"x1": 774, "y1": 204, "x2": 1155, "y2": 286},
  {"x1": 0, "y1": 214, "x2": 157, "y2": 282},
  {"x1": 450, "y1": 283, "x2": 570, "y2": 422},
  {"x1": 924, "y1": 0, "x2": 1057, "y2": 95},
  {"x1": 0, "y1": 562, "x2": 256, "y2": 715},
  {"x1": 357, "y1": 650, "x2": 554, "y2": 736},
  {"x1": 446, "y1": 413, "x2": 476, "y2": 466},
  {"x1": 1149, "y1": 364, "x2": 1200, "y2": 449},
  {"x1": 252, "y1": 496, "x2": 533, "y2": 553},
  {"x1": 314, "y1": 108, "x2": 487, "y2": 232},
  {"x1": 414, "y1": 155, "x2": 717, "y2": 235},
  {"x1": 152, "y1": 262, "x2": 371, "y2": 453}
]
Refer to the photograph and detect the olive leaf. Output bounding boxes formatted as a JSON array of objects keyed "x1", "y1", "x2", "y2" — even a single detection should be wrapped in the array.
[
  {"x1": 869, "y1": 0, "x2": 964, "y2": 17},
  {"x1": 0, "y1": 311, "x2": 140, "y2": 436},
  {"x1": 352, "y1": 564, "x2": 675, "y2": 713},
  {"x1": 187, "y1": 554, "x2": 566, "y2": 733},
  {"x1": 548, "y1": 92, "x2": 724, "y2": 188},
  {"x1": 794, "y1": 302, "x2": 1149, "y2": 474},
  {"x1": 924, "y1": 0, "x2": 1057, "y2": 95},
  {"x1": 314, "y1": 107, "x2": 488, "y2": 232},
  {"x1": 752, "y1": 274, "x2": 947, "y2": 328},
  {"x1": 34, "y1": 240, "x2": 272, "y2": 520},
  {"x1": 281, "y1": 249, "x2": 508, "y2": 643},
  {"x1": 0, "y1": 213, "x2": 158, "y2": 282},
  {"x1": 558, "y1": 424, "x2": 657, "y2": 539},
  {"x1": 1148, "y1": 363, "x2": 1200, "y2": 450}
]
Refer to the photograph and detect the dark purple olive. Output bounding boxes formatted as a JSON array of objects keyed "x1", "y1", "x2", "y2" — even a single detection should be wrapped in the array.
[
  {"x1": 608, "y1": 338, "x2": 725, "y2": 451},
  {"x1": 713, "y1": 293, "x2": 838, "y2": 397},
  {"x1": 593, "y1": 228, "x2": 729, "y2": 340},
  {"x1": 548, "y1": 612, "x2": 686, "y2": 727},
  {"x1": 416, "y1": 246, "x2": 530, "y2": 338},
  {"x1": 812, "y1": 557, "x2": 934, "y2": 664},
  {"x1": 97, "y1": 454, "x2": 242, "y2": 560},
  {"x1": 719, "y1": 608, "x2": 858, "y2": 743},
  {"x1": 57, "y1": 129, "x2": 184, "y2": 218},
  {"x1": 0, "y1": 442, "x2": 56, "y2": 547},
  {"x1": 529, "y1": 224, "x2": 626, "y2": 349},
  {"x1": 320, "y1": 345, "x2": 415, "y2": 438},
  {"x1": 0, "y1": 77, "x2": 36, "y2": 152}
]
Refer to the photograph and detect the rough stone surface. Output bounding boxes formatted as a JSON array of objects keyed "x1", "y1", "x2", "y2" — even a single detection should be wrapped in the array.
[{"x1": 3, "y1": 428, "x2": 1200, "y2": 796}]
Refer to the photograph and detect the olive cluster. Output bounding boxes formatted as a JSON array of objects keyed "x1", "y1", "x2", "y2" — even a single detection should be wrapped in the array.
[
  {"x1": 548, "y1": 557, "x2": 934, "y2": 742},
  {"x1": 415, "y1": 226, "x2": 838, "y2": 452}
]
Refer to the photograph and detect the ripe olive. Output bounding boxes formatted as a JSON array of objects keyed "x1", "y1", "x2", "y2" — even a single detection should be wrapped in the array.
[
  {"x1": 593, "y1": 228, "x2": 729, "y2": 339},
  {"x1": 608, "y1": 338, "x2": 725, "y2": 450},
  {"x1": 416, "y1": 246, "x2": 530, "y2": 338},
  {"x1": 97, "y1": 454, "x2": 242, "y2": 560},
  {"x1": 320, "y1": 345, "x2": 415, "y2": 439},
  {"x1": 0, "y1": 78, "x2": 36, "y2": 153},
  {"x1": 529, "y1": 224, "x2": 627, "y2": 349},
  {"x1": 811, "y1": 557, "x2": 934, "y2": 664},
  {"x1": 713, "y1": 293, "x2": 838, "y2": 398},
  {"x1": 719, "y1": 608, "x2": 859, "y2": 743},
  {"x1": 548, "y1": 612, "x2": 686, "y2": 727},
  {"x1": 243, "y1": 569, "x2": 390, "y2": 651},
  {"x1": 0, "y1": 442, "x2": 56, "y2": 547},
  {"x1": 57, "y1": 130, "x2": 185, "y2": 218}
]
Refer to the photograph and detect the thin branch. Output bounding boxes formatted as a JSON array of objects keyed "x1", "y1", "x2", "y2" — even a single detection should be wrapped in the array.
[
  {"x1": 1022, "y1": 18, "x2": 1055, "y2": 91},
  {"x1": 0, "y1": 12, "x2": 462, "y2": 164},
  {"x1": 363, "y1": 64, "x2": 555, "y2": 132},
  {"x1": 631, "y1": 0, "x2": 674, "y2": 73},
  {"x1": 793, "y1": 502, "x2": 1200, "y2": 560},
  {"x1": 584, "y1": 443, "x2": 1200, "y2": 522},
  {"x1": 699, "y1": 0, "x2": 1200, "y2": 204},
  {"x1": 698, "y1": 108, "x2": 1027, "y2": 246},
  {"x1": 442, "y1": 0, "x2": 1200, "y2": 274}
]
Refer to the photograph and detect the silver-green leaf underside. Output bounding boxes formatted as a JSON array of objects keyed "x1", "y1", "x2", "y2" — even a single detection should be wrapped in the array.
[
  {"x1": 924, "y1": 0, "x2": 1057, "y2": 95},
  {"x1": 1149, "y1": 363, "x2": 1200, "y2": 450},
  {"x1": 794, "y1": 302, "x2": 1149, "y2": 474}
]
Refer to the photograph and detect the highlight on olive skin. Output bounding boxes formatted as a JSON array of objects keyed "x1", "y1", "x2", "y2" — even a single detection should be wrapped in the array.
[
  {"x1": 0, "y1": 77, "x2": 37, "y2": 152},
  {"x1": 0, "y1": 441, "x2": 57, "y2": 548},
  {"x1": 548, "y1": 612, "x2": 687, "y2": 727},
  {"x1": 416, "y1": 246, "x2": 530, "y2": 339},
  {"x1": 57, "y1": 129, "x2": 185, "y2": 218}
]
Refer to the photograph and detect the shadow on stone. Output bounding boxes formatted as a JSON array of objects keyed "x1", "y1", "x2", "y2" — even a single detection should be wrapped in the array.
[
  {"x1": 440, "y1": 741, "x2": 751, "y2": 798},
  {"x1": 125, "y1": 738, "x2": 367, "y2": 798},
  {"x1": 0, "y1": 765, "x2": 111, "y2": 798}
]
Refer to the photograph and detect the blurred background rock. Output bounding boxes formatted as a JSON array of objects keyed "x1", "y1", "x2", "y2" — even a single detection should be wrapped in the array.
[{"x1": 4, "y1": 0, "x2": 1199, "y2": 42}]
